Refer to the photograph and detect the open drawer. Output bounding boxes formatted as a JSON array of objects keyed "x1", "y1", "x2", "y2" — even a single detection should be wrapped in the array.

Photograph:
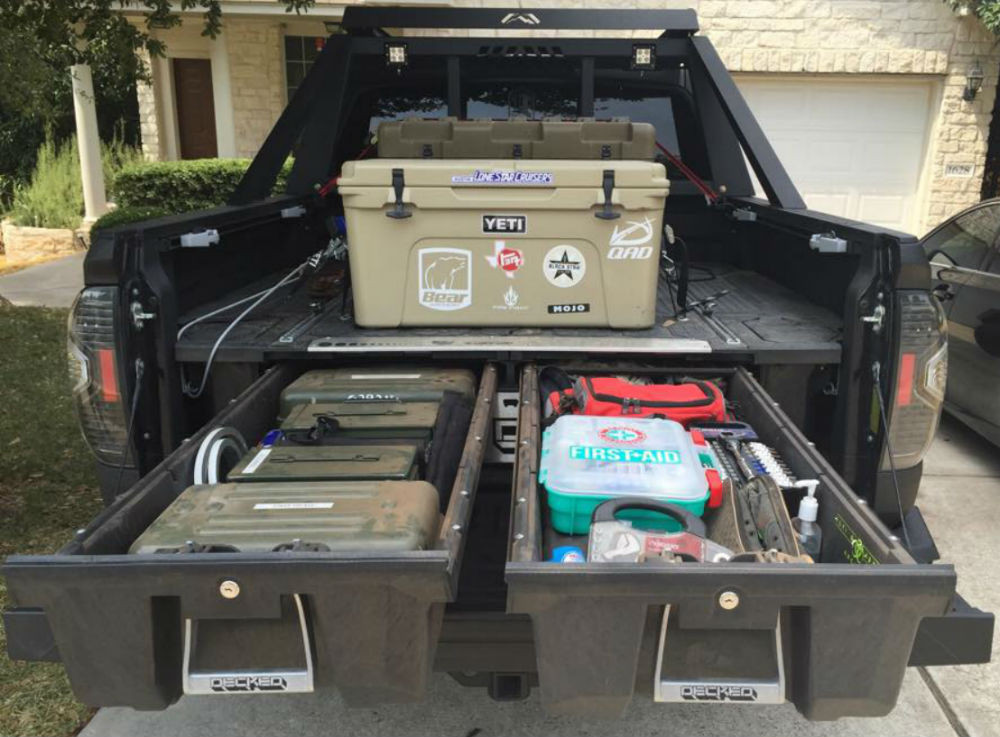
[
  {"x1": 507, "y1": 364, "x2": 960, "y2": 720},
  {"x1": 3, "y1": 363, "x2": 497, "y2": 709}
]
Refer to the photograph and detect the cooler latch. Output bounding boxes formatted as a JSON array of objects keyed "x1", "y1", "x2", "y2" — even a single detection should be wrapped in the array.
[
  {"x1": 386, "y1": 168, "x2": 412, "y2": 219},
  {"x1": 596, "y1": 169, "x2": 620, "y2": 220}
]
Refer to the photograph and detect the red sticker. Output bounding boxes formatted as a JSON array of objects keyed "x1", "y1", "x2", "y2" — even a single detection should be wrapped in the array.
[
  {"x1": 598, "y1": 426, "x2": 647, "y2": 444},
  {"x1": 497, "y1": 248, "x2": 523, "y2": 273}
]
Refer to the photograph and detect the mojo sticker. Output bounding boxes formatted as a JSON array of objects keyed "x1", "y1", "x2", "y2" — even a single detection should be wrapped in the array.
[{"x1": 543, "y1": 245, "x2": 586, "y2": 287}]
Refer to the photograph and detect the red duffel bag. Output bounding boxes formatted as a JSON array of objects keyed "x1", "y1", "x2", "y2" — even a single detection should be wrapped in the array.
[{"x1": 546, "y1": 376, "x2": 725, "y2": 427}]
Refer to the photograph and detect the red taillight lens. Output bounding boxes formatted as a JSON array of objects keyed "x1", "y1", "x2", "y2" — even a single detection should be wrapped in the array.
[
  {"x1": 882, "y1": 292, "x2": 947, "y2": 470},
  {"x1": 97, "y1": 348, "x2": 120, "y2": 403},
  {"x1": 895, "y1": 352, "x2": 916, "y2": 408},
  {"x1": 68, "y1": 287, "x2": 131, "y2": 465}
]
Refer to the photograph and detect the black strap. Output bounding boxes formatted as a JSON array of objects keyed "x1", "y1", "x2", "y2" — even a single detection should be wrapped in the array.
[
  {"x1": 424, "y1": 391, "x2": 473, "y2": 511},
  {"x1": 595, "y1": 169, "x2": 620, "y2": 220},
  {"x1": 386, "y1": 168, "x2": 412, "y2": 219}
]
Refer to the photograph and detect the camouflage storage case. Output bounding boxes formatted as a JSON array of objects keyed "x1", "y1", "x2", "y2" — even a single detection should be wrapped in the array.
[
  {"x1": 338, "y1": 120, "x2": 669, "y2": 329},
  {"x1": 128, "y1": 480, "x2": 441, "y2": 554},
  {"x1": 227, "y1": 444, "x2": 419, "y2": 482}
]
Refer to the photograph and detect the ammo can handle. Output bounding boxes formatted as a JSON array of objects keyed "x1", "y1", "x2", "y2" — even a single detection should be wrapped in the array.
[{"x1": 590, "y1": 497, "x2": 706, "y2": 538}]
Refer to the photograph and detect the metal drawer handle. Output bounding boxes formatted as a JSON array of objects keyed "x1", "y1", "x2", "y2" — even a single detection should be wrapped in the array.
[{"x1": 182, "y1": 594, "x2": 314, "y2": 695}]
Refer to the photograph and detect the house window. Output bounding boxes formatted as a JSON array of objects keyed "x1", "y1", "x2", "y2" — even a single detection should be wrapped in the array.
[{"x1": 284, "y1": 36, "x2": 325, "y2": 100}]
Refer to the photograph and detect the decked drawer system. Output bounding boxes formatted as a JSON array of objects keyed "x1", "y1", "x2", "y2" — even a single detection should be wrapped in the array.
[
  {"x1": 507, "y1": 365, "x2": 958, "y2": 719},
  {"x1": 1, "y1": 362, "x2": 991, "y2": 717},
  {"x1": 3, "y1": 364, "x2": 496, "y2": 708}
]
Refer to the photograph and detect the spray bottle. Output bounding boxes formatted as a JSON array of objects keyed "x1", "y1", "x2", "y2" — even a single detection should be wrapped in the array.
[{"x1": 792, "y1": 479, "x2": 822, "y2": 559}]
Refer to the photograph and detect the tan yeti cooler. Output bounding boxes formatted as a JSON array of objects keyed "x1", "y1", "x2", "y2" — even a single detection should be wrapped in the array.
[{"x1": 337, "y1": 123, "x2": 669, "y2": 329}]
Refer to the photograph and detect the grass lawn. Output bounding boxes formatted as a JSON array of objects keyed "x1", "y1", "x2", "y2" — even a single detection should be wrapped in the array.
[{"x1": 0, "y1": 303, "x2": 102, "y2": 736}]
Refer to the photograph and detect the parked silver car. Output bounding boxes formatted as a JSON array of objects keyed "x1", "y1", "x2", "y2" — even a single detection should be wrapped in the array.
[{"x1": 924, "y1": 199, "x2": 1000, "y2": 444}]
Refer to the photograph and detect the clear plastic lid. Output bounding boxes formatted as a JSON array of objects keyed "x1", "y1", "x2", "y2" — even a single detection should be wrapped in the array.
[{"x1": 539, "y1": 416, "x2": 709, "y2": 501}]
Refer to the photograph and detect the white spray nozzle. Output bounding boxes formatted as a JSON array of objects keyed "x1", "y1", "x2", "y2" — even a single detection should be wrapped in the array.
[
  {"x1": 795, "y1": 480, "x2": 820, "y2": 523},
  {"x1": 795, "y1": 479, "x2": 820, "y2": 498}
]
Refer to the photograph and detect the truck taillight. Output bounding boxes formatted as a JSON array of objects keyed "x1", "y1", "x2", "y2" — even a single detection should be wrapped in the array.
[
  {"x1": 67, "y1": 287, "x2": 131, "y2": 465},
  {"x1": 882, "y1": 292, "x2": 947, "y2": 470}
]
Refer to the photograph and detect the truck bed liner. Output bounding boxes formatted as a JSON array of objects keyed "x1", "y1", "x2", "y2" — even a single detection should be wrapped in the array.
[{"x1": 175, "y1": 266, "x2": 842, "y2": 364}]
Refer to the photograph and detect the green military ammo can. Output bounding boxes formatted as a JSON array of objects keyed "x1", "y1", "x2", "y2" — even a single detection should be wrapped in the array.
[
  {"x1": 278, "y1": 367, "x2": 477, "y2": 418},
  {"x1": 227, "y1": 444, "x2": 418, "y2": 483},
  {"x1": 280, "y1": 401, "x2": 440, "y2": 441},
  {"x1": 128, "y1": 480, "x2": 442, "y2": 554}
]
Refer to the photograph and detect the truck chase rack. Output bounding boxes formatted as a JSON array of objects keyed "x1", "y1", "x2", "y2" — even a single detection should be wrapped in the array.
[
  {"x1": 338, "y1": 6, "x2": 700, "y2": 36},
  {"x1": 233, "y1": 5, "x2": 805, "y2": 212}
]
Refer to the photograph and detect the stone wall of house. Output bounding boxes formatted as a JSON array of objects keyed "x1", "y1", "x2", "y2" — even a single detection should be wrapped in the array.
[
  {"x1": 131, "y1": 0, "x2": 999, "y2": 234},
  {"x1": 224, "y1": 19, "x2": 288, "y2": 158},
  {"x1": 687, "y1": 0, "x2": 1000, "y2": 233}
]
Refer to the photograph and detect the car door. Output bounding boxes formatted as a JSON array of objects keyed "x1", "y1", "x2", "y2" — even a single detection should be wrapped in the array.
[{"x1": 922, "y1": 202, "x2": 1000, "y2": 430}]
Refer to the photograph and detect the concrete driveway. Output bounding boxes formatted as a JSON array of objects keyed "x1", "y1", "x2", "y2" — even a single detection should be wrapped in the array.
[
  {"x1": 0, "y1": 252, "x2": 84, "y2": 308},
  {"x1": 80, "y1": 414, "x2": 998, "y2": 737}
]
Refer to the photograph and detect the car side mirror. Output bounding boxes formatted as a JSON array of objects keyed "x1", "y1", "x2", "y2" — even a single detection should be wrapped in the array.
[{"x1": 937, "y1": 265, "x2": 1000, "y2": 295}]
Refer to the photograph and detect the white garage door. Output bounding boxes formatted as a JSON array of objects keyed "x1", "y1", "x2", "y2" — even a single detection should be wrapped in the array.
[{"x1": 736, "y1": 77, "x2": 935, "y2": 233}]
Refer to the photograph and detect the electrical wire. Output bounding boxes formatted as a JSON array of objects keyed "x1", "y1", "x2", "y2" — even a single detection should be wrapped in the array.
[
  {"x1": 655, "y1": 141, "x2": 719, "y2": 203},
  {"x1": 182, "y1": 260, "x2": 309, "y2": 399},
  {"x1": 113, "y1": 358, "x2": 144, "y2": 499},
  {"x1": 177, "y1": 281, "x2": 300, "y2": 341},
  {"x1": 872, "y1": 361, "x2": 913, "y2": 550}
]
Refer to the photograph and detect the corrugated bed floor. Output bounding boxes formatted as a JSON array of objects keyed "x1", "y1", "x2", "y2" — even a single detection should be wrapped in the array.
[{"x1": 175, "y1": 265, "x2": 842, "y2": 364}]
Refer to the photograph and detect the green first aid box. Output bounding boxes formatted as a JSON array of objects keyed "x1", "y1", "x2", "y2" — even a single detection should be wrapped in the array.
[
  {"x1": 539, "y1": 416, "x2": 711, "y2": 535},
  {"x1": 228, "y1": 444, "x2": 418, "y2": 483},
  {"x1": 281, "y1": 401, "x2": 439, "y2": 441}
]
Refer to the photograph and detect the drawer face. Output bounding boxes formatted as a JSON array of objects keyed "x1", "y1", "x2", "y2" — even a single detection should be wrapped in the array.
[{"x1": 506, "y1": 364, "x2": 956, "y2": 720}]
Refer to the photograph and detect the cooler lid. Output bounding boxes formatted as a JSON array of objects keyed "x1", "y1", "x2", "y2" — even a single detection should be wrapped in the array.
[
  {"x1": 377, "y1": 118, "x2": 657, "y2": 160},
  {"x1": 338, "y1": 159, "x2": 668, "y2": 190}
]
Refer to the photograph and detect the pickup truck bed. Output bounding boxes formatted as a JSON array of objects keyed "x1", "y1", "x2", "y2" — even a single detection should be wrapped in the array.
[
  {"x1": 6, "y1": 5, "x2": 991, "y2": 723},
  {"x1": 175, "y1": 264, "x2": 843, "y2": 364}
]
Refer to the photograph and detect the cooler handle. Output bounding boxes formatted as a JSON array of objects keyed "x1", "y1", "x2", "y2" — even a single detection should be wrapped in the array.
[{"x1": 591, "y1": 497, "x2": 706, "y2": 538}]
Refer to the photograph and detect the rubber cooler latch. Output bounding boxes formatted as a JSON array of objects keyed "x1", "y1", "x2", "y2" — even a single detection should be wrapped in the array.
[
  {"x1": 595, "y1": 169, "x2": 620, "y2": 220},
  {"x1": 386, "y1": 167, "x2": 412, "y2": 219}
]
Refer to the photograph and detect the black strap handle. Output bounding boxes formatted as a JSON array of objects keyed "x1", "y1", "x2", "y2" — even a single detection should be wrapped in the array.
[
  {"x1": 595, "y1": 169, "x2": 620, "y2": 220},
  {"x1": 591, "y1": 497, "x2": 706, "y2": 539},
  {"x1": 386, "y1": 168, "x2": 412, "y2": 219}
]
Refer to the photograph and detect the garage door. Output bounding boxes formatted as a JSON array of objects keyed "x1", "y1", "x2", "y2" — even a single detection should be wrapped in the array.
[{"x1": 736, "y1": 77, "x2": 935, "y2": 234}]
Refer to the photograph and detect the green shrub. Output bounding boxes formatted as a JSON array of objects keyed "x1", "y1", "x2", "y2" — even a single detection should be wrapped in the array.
[
  {"x1": 111, "y1": 158, "x2": 292, "y2": 214},
  {"x1": 102, "y1": 134, "x2": 146, "y2": 187},
  {"x1": 9, "y1": 137, "x2": 82, "y2": 229},
  {"x1": 8, "y1": 134, "x2": 146, "y2": 229},
  {"x1": 91, "y1": 205, "x2": 171, "y2": 233}
]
